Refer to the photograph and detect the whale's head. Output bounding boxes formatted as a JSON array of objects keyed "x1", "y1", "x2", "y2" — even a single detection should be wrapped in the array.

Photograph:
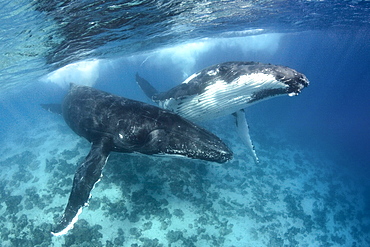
[
  {"x1": 270, "y1": 65, "x2": 310, "y2": 97},
  {"x1": 230, "y1": 62, "x2": 310, "y2": 104},
  {"x1": 112, "y1": 106, "x2": 233, "y2": 163}
]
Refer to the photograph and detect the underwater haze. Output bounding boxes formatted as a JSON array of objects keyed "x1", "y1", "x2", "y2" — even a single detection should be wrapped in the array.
[{"x1": 0, "y1": 0, "x2": 370, "y2": 246}]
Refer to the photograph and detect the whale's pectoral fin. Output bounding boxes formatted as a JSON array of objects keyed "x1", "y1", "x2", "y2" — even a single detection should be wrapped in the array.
[
  {"x1": 51, "y1": 139, "x2": 111, "y2": 236},
  {"x1": 234, "y1": 110, "x2": 259, "y2": 163},
  {"x1": 41, "y1": 104, "x2": 63, "y2": 115},
  {"x1": 135, "y1": 73, "x2": 159, "y2": 100}
]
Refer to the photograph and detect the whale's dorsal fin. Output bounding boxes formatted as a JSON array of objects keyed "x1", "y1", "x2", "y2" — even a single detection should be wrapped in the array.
[
  {"x1": 51, "y1": 138, "x2": 111, "y2": 236},
  {"x1": 135, "y1": 73, "x2": 159, "y2": 99},
  {"x1": 234, "y1": 109, "x2": 259, "y2": 163}
]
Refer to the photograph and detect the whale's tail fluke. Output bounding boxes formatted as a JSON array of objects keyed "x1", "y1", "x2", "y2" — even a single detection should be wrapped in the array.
[{"x1": 135, "y1": 73, "x2": 159, "y2": 100}]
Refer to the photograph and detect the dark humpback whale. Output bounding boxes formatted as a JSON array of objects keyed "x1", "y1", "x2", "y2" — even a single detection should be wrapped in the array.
[
  {"x1": 136, "y1": 61, "x2": 309, "y2": 162},
  {"x1": 47, "y1": 84, "x2": 232, "y2": 236}
]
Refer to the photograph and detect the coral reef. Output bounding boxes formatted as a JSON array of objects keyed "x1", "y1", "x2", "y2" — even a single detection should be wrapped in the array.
[{"x1": 0, "y1": 116, "x2": 369, "y2": 246}]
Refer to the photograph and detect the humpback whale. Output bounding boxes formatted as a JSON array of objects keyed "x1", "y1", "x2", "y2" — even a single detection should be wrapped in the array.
[
  {"x1": 136, "y1": 61, "x2": 309, "y2": 162},
  {"x1": 46, "y1": 84, "x2": 232, "y2": 236}
]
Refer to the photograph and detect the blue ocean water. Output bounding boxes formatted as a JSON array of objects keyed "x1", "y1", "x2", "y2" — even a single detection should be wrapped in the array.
[{"x1": 0, "y1": 0, "x2": 369, "y2": 246}]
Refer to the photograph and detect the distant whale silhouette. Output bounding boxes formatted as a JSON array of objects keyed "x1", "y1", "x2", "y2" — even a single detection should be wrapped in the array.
[
  {"x1": 43, "y1": 84, "x2": 232, "y2": 236},
  {"x1": 136, "y1": 61, "x2": 309, "y2": 163}
]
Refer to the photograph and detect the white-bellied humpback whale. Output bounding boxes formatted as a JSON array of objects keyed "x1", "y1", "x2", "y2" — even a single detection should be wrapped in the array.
[
  {"x1": 45, "y1": 84, "x2": 232, "y2": 236},
  {"x1": 136, "y1": 61, "x2": 309, "y2": 163}
]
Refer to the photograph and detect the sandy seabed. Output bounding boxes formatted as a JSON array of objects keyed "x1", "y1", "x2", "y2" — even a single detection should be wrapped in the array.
[{"x1": 0, "y1": 114, "x2": 369, "y2": 247}]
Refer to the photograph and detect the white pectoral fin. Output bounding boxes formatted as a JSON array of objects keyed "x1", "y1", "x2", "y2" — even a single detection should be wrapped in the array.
[{"x1": 235, "y1": 110, "x2": 259, "y2": 163}]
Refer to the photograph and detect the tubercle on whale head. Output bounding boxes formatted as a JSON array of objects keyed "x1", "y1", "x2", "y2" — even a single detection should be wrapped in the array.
[
  {"x1": 287, "y1": 73, "x2": 309, "y2": 96},
  {"x1": 273, "y1": 67, "x2": 310, "y2": 97}
]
